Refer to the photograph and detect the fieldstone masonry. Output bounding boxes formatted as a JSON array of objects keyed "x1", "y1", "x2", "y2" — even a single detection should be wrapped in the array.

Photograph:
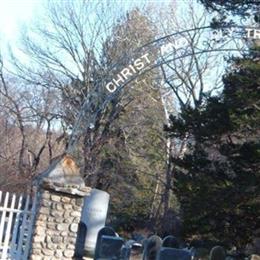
[{"x1": 30, "y1": 155, "x2": 91, "y2": 260}]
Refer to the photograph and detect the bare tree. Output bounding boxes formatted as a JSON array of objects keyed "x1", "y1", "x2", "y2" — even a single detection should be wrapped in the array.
[
  {"x1": 0, "y1": 52, "x2": 64, "y2": 192},
  {"x1": 143, "y1": 0, "x2": 246, "y2": 235}
]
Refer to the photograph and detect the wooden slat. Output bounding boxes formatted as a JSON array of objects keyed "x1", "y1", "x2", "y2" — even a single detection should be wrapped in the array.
[
  {"x1": 10, "y1": 194, "x2": 23, "y2": 259},
  {"x1": 16, "y1": 195, "x2": 30, "y2": 257},
  {"x1": 0, "y1": 191, "x2": 2, "y2": 205},
  {"x1": 0, "y1": 190, "x2": 38, "y2": 260},
  {"x1": 2, "y1": 193, "x2": 16, "y2": 259},
  {"x1": 0, "y1": 192, "x2": 10, "y2": 245},
  {"x1": 23, "y1": 193, "x2": 38, "y2": 259},
  {"x1": 0, "y1": 208, "x2": 33, "y2": 214}
]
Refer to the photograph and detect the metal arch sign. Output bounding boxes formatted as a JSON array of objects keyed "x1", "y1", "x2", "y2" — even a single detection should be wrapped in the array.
[
  {"x1": 104, "y1": 25, "x2": 260, "y2": 93},
  {"x1": 67, "y1": 24, "x2": 260, "y2": 152}
]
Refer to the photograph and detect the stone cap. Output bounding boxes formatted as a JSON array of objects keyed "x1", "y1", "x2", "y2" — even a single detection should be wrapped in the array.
[
  {"x1": 41, "y1": 179, "x2": 91, "y2": 196},
  {"x1": 34, "y1": 154, "x2": 85, "y2": 187}
]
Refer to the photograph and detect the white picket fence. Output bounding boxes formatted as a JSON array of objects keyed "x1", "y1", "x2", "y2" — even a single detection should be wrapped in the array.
[{"x1": 0, "y1": 191, "x2": 37, "y2": 260}]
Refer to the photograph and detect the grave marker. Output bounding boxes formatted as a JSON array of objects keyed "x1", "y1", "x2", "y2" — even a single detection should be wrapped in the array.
[{"x1": 157, "y1": 248, "x2": 191, "y2": 260}]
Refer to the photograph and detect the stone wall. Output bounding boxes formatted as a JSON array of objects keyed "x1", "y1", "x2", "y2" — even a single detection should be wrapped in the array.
[{"x1": 30, "y1": 184, "x2": 91, "y2": 260}]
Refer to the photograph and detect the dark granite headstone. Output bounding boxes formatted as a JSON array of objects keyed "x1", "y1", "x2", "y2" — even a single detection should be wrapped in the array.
[
  {"x1": 120, "y1": 245, "x2": 131, "y2": 260},
  {"x1": 96, "y1": 235, "x2": 124, "y2": 260},
  {"x1": 209, "y1": 246, "x2": 226, "y2": 260},
  {"x1": 122, "y1": 240, "x2": 143, "y2": 260},
  {"x1": 157, "y1": 248, "x2": 192, "y2": 260},
  {"x1": 162, "y1": 235, "x2": 180, "y2": 249},
  {"x1": 143, "y1": 235, "x2": 162, "y2": 260},
  {"x1": 94, "y1": 227, "x2": 118, "y2": 259},
  {"x1": 75, "y1": 222, "x2": 87, "y2": 257},
  {"x1": 191, "y1": 247, "x2": 209, "y2": 260}
]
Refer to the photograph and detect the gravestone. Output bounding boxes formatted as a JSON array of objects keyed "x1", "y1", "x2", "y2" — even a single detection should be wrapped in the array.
[
  {"x1": 75, "y1": 221, "x2": 88, "y2": 257},
  {"x1": 94, "y1": 227, "x2": 118, "y2": 259},
  {"x1": 120, "y1": 245, "x2": 131, "y2": 260},
  {"x1": 209, "y1": 246, "x2": 226, "y2": 260},
  {"x1": 94, "y1": 235, "x2": 124, "y2": 260},
  {"x1": 192, "y1": 247, "x2": 209, "y2": 260},
  {"x1": 122, "y1": 240, "x2": 143, "y2": 260},
  {"x1": 157, "y1": 248, "x2": 192, "y2": 260},
  {"x1": 143, "y1": 235, "x2": 162, "y2": 260},
  {"x1": 81, "y1": 188, "x2": 110, "y2": 256},
  {"x1": 162, "y1": 235, "x2": 180, "y2": 249}
]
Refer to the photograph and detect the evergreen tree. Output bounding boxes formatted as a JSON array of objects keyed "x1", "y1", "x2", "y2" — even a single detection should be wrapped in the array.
[{"x1": 165, "y1": 46, "x2": 260, "y2": 248}]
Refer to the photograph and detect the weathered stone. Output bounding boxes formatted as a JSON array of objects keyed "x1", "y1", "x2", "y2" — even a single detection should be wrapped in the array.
[
  {"x1": 47, "y1": 223, "x2": 56, "y2": 230},
  {"x1": 46, "y1": 242, "x2": 56, "y2": 250},
  {"x1": 42, "y1": 199, "x2": 51, "y2": 207},
  {"x1": 64, "y1": 249, "x2": 74, "y2": 258},
  {"x1": 63, "y1": 204, "x2": 72, "y2": 210},
  {"x1": 75, "y1": 197, "x2": 84, "y2": 206},
  {"x1": 35, "y1": 225, "x2": 45, "y2": 235},
  {"x1": 42, "y1": 191, "x2": 50, "y2": 199},
  {"x1": 55, "y1": 250, "x2": 63, "y2": 258},
  {"x1": 67, "y1": 244, "x2": 75, "y2": 249},
  {"x1": 36, "y1": 221, "x2": 46, "y2": 227},
  {"x1": 72, "y1": 217, "x2": 80, "y2": 223},
  {"x1": 51, "y1": 194, "x2": 61, "y2": 202},
  {"x1": 47, "y1": 217, "x2": 55, "y2": 222},
  {"x1": 67, "y1": 237, "x2": 76, "y2": 244},
  {"x1": 73, "y1": 205, "x2": 81, "y2": 211},
  {"x1": 46, "y1": 229, "x2": 55, "y2": 236},
  {"x1": 61, "y1": 196, "x2": 71, "y2": 203},
  {"x1": 69, "y1": 232, "x2": 77, "y2": 238},
  {"x1": 79, "y1": 186, "x2": 92, "y2": 193},
  {"x1": 33, "y1": 235, "x2": 44, "y2": 243},
  {"x1": 61, "y1": 231, "x2": 68, "y2": 237},
  {"x1": 52, "y1": 235, "x2": 63, "y2": 244},
  {"x1": 50, "y1": 209, "x2": 63, "y2": 218},
  {"x1": 45, "y1": 235, "x2": 52, "y2": 243},
  {"x1": 69, "y1": 223, "x2": 78, "y2": 233},
  {"x1": 56, "y1": 223, "x2": 68, "y2": 231},
  {"x1": 57, "y1": 244, "x2": 66, "y2": 250},
  {"x1": 37, "y1": 214, "x2": 47, "y2": 221},
  {"x1": 32, "y1": 242, "x2": 41, "y2": 249},
  {"x1": 56, "y1": 203, "x2": 63, "y2": 210},
  {"x1": 42, "y1": 248, "x2": 54, "y2": 256},
  {"x1": 39, "y1": 207, "x2": 49, "y2": 215},
  {"x1": 54, "y1": 217, "x2": 63, "y2": 223},
  {"x1": 31, "y1": 253, "x2": 42, "y2": 259},
  {"x1": 40, "y1": 242, "x2": 46, "y2": 248},
  {"x1": 70, "y1": 211, "x2": 81, "y2": 217},
  {"x1": 63, "y1": 211, "x2": 71, "y2": 218},
  {"x1": 70, "y1": 198, "x2": 76, "y2": 204},
  {"x1": 43, "y1": 257, "x2": 54, "y2": 260}
]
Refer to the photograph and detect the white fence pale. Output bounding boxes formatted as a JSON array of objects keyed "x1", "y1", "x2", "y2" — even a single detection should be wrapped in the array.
[{"x1": 0, "y1": 191, "x2": 37, "y2": 260}]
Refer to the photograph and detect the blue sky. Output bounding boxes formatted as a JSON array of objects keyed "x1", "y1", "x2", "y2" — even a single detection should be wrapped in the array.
[
  {"x1": 0, "y1": 0, "x2": 172, "y2": 44},
  {"x1": 0, "y1": 0, "x2": 40, "y2": 44}
]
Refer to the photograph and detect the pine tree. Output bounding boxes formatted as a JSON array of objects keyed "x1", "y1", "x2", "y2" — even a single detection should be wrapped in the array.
[{"x1": 166, "y1": 46, "x2": 260, "y2": 248}]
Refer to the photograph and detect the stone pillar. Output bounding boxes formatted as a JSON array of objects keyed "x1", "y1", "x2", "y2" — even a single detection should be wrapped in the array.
[
  {"x1": 30, "y1": 154, "x2": 91, "y2": 260},
  {"x1": 30, "y1": 183, "x2": 91, "y2": 260}
]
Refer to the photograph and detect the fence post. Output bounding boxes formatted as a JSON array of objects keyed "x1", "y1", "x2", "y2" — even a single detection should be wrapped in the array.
[{"x1": 30, "y1": 155, "x2": 91, "y2": 260}]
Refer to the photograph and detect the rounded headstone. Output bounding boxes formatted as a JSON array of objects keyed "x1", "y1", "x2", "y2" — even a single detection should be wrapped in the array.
[
  {"x1": 143, "y1": 235, "x2": 162, "y2": 260},
  {"x1": 80, "y1": 189, "x2": 110, "y2": 256},
  {"x1": 209, "y1": 246, "x2": 226, "y2": 260},
  {"x1": 162, "y1": 235, "x2": 180, "y2": 249},
  {"x1": 95, "y1": 226, "x2": 117, "y2": 258},
  {"x1": 193, "y1": 247, "x2": 209, "y2": 260}
]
